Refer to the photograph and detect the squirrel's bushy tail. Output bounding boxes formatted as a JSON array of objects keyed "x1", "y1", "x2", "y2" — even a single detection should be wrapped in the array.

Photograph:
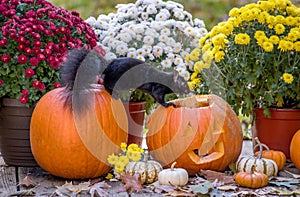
[{"x1": 59, "y1": 48, "x2": 108, "y2": 112}]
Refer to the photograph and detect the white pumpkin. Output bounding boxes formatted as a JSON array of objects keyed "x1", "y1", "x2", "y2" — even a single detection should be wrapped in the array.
[{"x1": 158, "y1": 162, "x2": 189, "y2": 186}]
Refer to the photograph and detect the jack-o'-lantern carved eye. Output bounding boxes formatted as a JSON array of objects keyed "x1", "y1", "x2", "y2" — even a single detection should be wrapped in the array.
[{"x1": 146, "y1": 94, "x2": 243, "y2": 175}]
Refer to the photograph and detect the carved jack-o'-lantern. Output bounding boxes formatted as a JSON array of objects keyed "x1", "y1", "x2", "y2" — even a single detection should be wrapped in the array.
[{"x1": 146, "y1": 94, "x2": 243, "y2": 175}]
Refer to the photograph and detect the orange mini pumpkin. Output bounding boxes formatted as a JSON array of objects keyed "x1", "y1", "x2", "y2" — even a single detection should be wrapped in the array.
[
  {"x1": 146, "y1": 94, "x2": 243, "y2": 175},
  {"x1": 30, "y1": 88, "x2": 128, "y2": 179},
  {"x1": 254, "y1": 137, "x2": 286, "y2": 171},
  {"x1": 290, "y1": 129, "x2": 300, "y2": 170}
]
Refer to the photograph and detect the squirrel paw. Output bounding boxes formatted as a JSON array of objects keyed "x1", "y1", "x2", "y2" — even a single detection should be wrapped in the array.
[{"x1": 162, "y1": 102, "x2": 176, "y2": 108}]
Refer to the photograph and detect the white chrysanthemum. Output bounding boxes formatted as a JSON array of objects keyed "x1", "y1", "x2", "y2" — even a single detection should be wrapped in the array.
[
  {"x1": 161, "y1": 59, "x2": 172, "y2": 69},
  {"x1": 184, "y1": 26, "x2": 197, "y2": 37},
  {"x1": 136, "y1": 55, "x2": 146, "y2": 61},
  {"x1": 127, "y1": 7, "x2": 138, "y2": 18},
  {"x1": 116, "y1": 43, "x2": 128, "y2": 56},
  {"x1": 191, "y1": 39, "x2": 199, "y2": 47},
  {"x1": 181, "y1": 70, "x2": 190, "y2": 81},
  {"x1": 142, "y1": 45, "x2": 152, "y2": 54},
  {"x1": 194, "y1": 18, "x2": 206, "y2": 28},
  {"x1": 165, "y1": 19, "x2": 176, "y2": 27},
  {"x1": 166, "y1": 0, "x2": 183, "y2": 9},
  {"x1": 156, "y1": 42, "x2": 166, "y2": 48},
  {"x1": 174, "y1": 57, "x2": 184, "y2": 65},
  {"x1": 128, "y1": 47, "x2": 136, "y2": 53},
  {"x1": 136, "y1": 48, "x2": 146, "y2": 57},
  {"x1": 127, "y1": 52, "x2": 136, "y2": 58},
  {"x1": 173, "y1": 43, "x2": 182, "y2": 53},
  {"x1": 145, "y1": 28, "x2": 159, "y2": 38},
  {"x1": 148, "y1": 54, "x2": 155, "y2": 61},
  {"x1": 175, "y1": 63, "x2": 186, "y2": 71},
  {"x1": 155, "y1": 9, "x2": 170, "y2": 21},
  {"x1": 146, "y1": 4, "x2": 157, "y2": 14},
  {"x1": 118, "y1": 32, "x2": 132, "y2": 43},
  {"x1": 167, "y1": 53, "x2": 175, "y2": 61},
  {"x1": 159, "y1": 34, "x2": 168, "y2": 42},
  {"x1": 161, "y1": 28, "x2": 170, "y2": 36},
  {"x1": 133, "y1": 24, "x2": 146, "y2": 34},
  {"x1": 164, "y1": 46, "x2": 173, "y2": 54},
  {"x1": 199, "y1": 27, "x2": 208, "y2": 36},
  {"x1": 150, "y1": 21, "x2": 164, "y2": 31},
  {"x1": 85, "y1": 16, "x2": 97, "y2": 26},
  {"x1": 143, "y1": 35, "x2": 154, "y2": 45},
  {"x1": 176, "y1": 21, "x2": 190, "y2": 31},
  {"x1": 173, "y1": 8, "x2": 185, "y2": 20},
  {"x1": 141, "y1": 12, "x2": 148, "y2": 20},
  {"x1": 153, "y1": 46, "x2": 163, "y2": 58},
  {"x1": 166, "y1": 38, "x2": 176, "y2": 47}
]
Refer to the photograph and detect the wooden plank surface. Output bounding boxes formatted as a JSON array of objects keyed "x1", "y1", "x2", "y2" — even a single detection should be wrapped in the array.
[{"x1": 0, "y1": 140, "x2": 268, "y2": 196}]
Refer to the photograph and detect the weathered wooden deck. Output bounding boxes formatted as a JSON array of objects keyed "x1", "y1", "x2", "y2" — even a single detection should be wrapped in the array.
[{"x1": 1, "y1": 140, "x2": 297, "y2": 196}]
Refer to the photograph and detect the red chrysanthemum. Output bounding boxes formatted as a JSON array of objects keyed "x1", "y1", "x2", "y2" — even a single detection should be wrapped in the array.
[
  {"x1": 25, "y1": 68, "x2": 35, "y2": 78},
  {"x1": 18, "y1": 54, "x2": 28, "y2": 64},
  {"x1": 1, "y1": 54, "x2": 11, "y2": 63}
]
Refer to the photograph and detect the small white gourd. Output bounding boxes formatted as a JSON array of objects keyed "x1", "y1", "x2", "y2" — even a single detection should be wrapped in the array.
[{"x1": 158, "y1": 162, "x2": 189, "y2": 186}]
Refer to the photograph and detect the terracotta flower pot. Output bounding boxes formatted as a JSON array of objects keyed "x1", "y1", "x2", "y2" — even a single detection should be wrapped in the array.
[
  {"x1": 123, "y1": 101, "x2": 146, "y2": 147},
  {"x1": 253, "y1": 108, "x2": 300, "y2": 159},
  {"x1": 0, "y1": 98, "x2": 38, "y2": 166}
]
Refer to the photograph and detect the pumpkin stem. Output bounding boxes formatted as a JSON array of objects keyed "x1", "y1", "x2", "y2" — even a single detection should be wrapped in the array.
[
  {"x1": 171, "y1": 162, "x2": 177, "y2": 170},
  {"x1": 143, "y1": 150, "x2": 149, "y2": 162},
  {"x1": 254, "y1": 137, "x2": 263, "y2": 159},
  {"x1": 253, "y1": 137, "x2": 270, "y2": 152}
]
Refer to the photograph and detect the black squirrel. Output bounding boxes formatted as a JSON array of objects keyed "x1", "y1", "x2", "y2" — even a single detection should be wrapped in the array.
[
  {"x1": 60, "y1": 48, "x2": 190, "y2": 108},
  {"x1": 102, "y1": 57, "x2": 190, "y2": 107}
]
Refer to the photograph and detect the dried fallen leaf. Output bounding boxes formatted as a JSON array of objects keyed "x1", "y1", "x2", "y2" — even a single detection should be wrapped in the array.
[
  {"x1": 272, "y1": 188, "x2": 300, "y2": 196},
  {"x1": 190, "y1": 181, "x2": 213, "y2": 195},
  {"x1": 197, "y1": 169, "x2": 235, "y2": 185},
  {"x1": 269, "y1": 180, "x2": 300, "y2": 188},
  {"x1": 19, "y1": 175, "x2": 38, "y2": 187},
  {"x1": 89, "y1": 181, "x2": 111, "y2": 197},
  {"x1": 119, "y1": 173, "x2": 143, "y2": 194},
  {"x1": 56, "y1": 181, "x2": 91, "y2": 194},
  {"x1": 8, "y1": 189, "x2": 35, "y2": 196},
  {"x1": 217, "y1": 185, "x2": 238, "y2": 191}
]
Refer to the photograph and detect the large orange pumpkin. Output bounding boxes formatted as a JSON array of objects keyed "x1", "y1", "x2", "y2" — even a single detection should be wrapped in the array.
[
  {"x1": 30, "y1": 87, "x2": 128, "y2": 179},
  {"x1": 290, "y1": 129, "x2": 300, "y2": 170},
  {"x1": 146, "y1": 94, "x2": 243, "y2": 175}
]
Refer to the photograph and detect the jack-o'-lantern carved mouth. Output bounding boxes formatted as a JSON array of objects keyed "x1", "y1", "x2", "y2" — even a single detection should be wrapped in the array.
[{"x1": 188, "y1": 141, "x2": 224, "y2": 164}]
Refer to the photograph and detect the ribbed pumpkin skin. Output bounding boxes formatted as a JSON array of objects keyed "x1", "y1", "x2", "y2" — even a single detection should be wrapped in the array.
[
  {"x1": 236, "y1": 157, "x2": 278, "y2": 177},
  {"x1": 254, "y1": 150, "x2": 286, "y2": 171},
  {"x1": 290, "y1": 129, "x2": 300, "y2": 170},
  {"x1": 146, "y1": 94, "x2": 243, "y2": 175},
  {"x1": 234, "y1": 171, "x2": 269, "y2": 189},
  {"x1": 30, "y1": 88, "x2": 127, "y2": 179},
  {"x1": 125, "y1": 160, "x2": 162, "y2": 184}
]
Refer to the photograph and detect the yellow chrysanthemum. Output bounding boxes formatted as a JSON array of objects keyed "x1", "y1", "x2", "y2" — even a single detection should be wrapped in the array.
[
  {"x1": 220, "y1": 23, "x2": 233, "y2": 36},
  {"x1": 214, "y1": 51, "x2": 225, "y2": 62},
  {"x1": 234, "y1": 33, "x2": 250, "y2": 45},
  {"x1": 229, "y1": 17, "x2": 242, "y2": 27},
  {"x1": 254, "y1": 31, "x2": 266, "y2": 39},
  {"x1": 107, "y1": 154, "x2": 118, "y2": 165},
  {"x1": 190, "y1": 72, "x2": 198, "y2": 80},
  {"x1": 285, "y1": 16, "x2": 296, "y2": 26},
  {"x1": 266, "y1": 15, "x2": 276, "y2": 27},
  {"x1": 269, "y1": 35, "x2": 280, "y2": 44},
  {"x1": 258, "y1": 0, "x2": 274, "y2": 11},
  {"x1": 294, "y1": 41, "x2": 300, "y2": 51},
  {"x1": 228, "y1": 7, "x2": 240, "y2": 17},
  {"x1": 194, "y1": 61, "x2": 206, "y2": 72},
  {"x1": 189, "y1": 48, "x2": 200, "y2": 61},
  {"x1": 283, "y1": 73, "x2": 294, "y2": 84},
  {"x1": 212, "y1": 33, "x2": 226, "y2": 47},
  {"x1": 262, "y1": 41, "x2": 274, "y2": 52},
  {"x1": 188, "y1": 78, "x2": 201, "y2": 91},
  {"x1": 278, "y1": 40, "x2": 293, "y2": 51},
  {"x1": 119, "y1": 155, "x2": 129, "y2": 166},
  {"x1": 275, "y1": 15, "x2": 285, "y2": 24},
  {"x1": 287, "y1": 31, "x2": 298, "y2": 41},
  {"x1": 127, "y1": 151, "x2": 142, "y2": 162},
  {"x1": 202, "y1": 44, "x2": 211, "y2": 52},
  {"x1": 202, "y1": 51, "x2": 213, "y2": 64},
  {"x1": 105, "y1": 173, "x2": 114, "y2": 179},
  {"x1": 274, "y1": 24, "x2": 285, "y2": 34},
  {"x1": 241, "y1": 10, "x2": 254, "y2": 21},
  {"x1": 256, "y1": 35, "x2": 268, "y2": 46},
  {"x1": 258, "y1": 11, "x2": 268, "y2": 24},
  {"x1": 120, "y1": 142, "x2": 127, "y2": 152},
  {"x1": 114, "y1": 161, "x2": 125, "y2": 173}
]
